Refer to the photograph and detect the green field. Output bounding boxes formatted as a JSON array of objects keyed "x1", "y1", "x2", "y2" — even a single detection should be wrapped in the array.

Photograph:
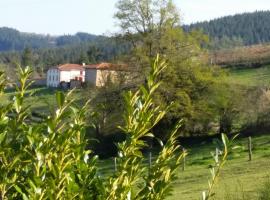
[
  {"x1": 226, "y1": 65, "x2": 270, "y2": 87},
  {"x1": 168, "y1": 135, "x2": 270, "y2": 199},
  {"x1": 1, "y1": 86, "x2": 85, "y2": 115},
  {"x1": 96, "y1": 134, "x2": 270, "y2": 200}
]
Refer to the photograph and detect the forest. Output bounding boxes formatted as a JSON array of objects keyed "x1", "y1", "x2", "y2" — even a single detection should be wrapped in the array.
[
  {"x1": 0, "y1": 27, "x2": 102, "y2": 51},
  {"x1": 184, "y1": 10, "x2": 270, "y2": 49}
]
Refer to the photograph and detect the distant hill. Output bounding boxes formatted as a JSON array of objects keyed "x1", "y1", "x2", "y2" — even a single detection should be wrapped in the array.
[
  {"x1": 0, "y1": 27, "x2": 102, "y2": 52},
  {"x1": 184, "y1": 10, "x2": 270, "y2": 48}
]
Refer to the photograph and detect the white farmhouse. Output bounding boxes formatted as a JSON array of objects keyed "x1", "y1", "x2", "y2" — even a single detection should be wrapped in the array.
[{"x1": 46, "y1": 64, "x2": 85, "y2": 87}]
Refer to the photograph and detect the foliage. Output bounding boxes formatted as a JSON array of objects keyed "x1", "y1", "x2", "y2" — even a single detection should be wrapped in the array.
[
  {"x1": 0, "y1": 66, "x2": 101, "y2": 199},
  {"x1": 115, "y1": 0, "x2": 184, "y2": 61},
  {"x1": 21, "y1": 47, "x2": 33, "y2": 67},
  {"x1": 0, "y1": 56, "x2": 188, "y2": 199},
  {"x1": 0, "y1": 27, "x2": 99, "y2": 52},
  {"x1": 184, "y1": 10, "x2": 270, "y2": 47},
  {"x1": 83, "y1": 69, "x2": 129, "y2": 137},
  {"x1": 202, "y1": 134, "x2": 239, "y2": 200},
  {"x1": 114, "y1": 0, "x2": 227, "y2": 136},
  {"x1": 104, "y1": 55, "x2": 184, "y2": 199},
  {"x1": 0, "y1": 30, "x2": 130, "y2": 77}
]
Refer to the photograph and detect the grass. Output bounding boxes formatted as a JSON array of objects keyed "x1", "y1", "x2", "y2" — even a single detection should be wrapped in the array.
[
  {"x1": 96, "y1": 134, "x2": 270, "y2": 200},
  {"x1": 0, "y1": 86, "x2": 85, "y2": 115},
  {"x1": 226, "y1": 65, "x2": 270, "y2": 87},
  {"x1": 167, "y1": 135, "x2": 270, "y2": 200}
]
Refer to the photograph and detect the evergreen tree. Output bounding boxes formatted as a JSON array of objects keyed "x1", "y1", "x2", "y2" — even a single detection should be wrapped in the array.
[
  {"x1": 21, "y1": 47, "x2": 33, "y2": 67},
  {"x1": 184, "y1": 11, "x2": 270, "y2": 47}
]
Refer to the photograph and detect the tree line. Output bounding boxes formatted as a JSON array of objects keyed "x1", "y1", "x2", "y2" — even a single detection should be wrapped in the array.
[
  {"x1": 0, "y1": 27, "x2": 105, "y2": 52},
  {"x1": 184, "y1": 10, "x2": 270, "y2": 49},
  {"x1": 0, "y1": 38, "x2": 130, "y2": 78}
]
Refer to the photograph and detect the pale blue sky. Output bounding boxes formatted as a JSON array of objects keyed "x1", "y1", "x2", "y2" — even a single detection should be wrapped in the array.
[{"x1": 0, "y1": 0, "x2": 270, "y2": 35}]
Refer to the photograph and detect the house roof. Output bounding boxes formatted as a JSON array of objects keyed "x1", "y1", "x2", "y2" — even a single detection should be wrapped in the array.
[
  {"x1": 58, "y1": 64, "x2": 84, "y2": 71},
  {"x1": 84, "y1": 62, "x2": 127, "y2": 71},
  {"x1": 48, "y1": 63, "x2": 127, "y2": 72}
]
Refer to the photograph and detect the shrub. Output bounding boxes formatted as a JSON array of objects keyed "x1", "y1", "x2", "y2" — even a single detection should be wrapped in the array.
[
  {"x1": 0, "y1": 56, "x2": 232, "y2": 199},
  {"x1": 0, "y1": 56, "x2": 186, "y2": 199}
]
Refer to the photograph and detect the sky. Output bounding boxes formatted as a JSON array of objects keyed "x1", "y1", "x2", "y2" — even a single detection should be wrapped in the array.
[{"x1": 0, "y1": 0, "x2": 270, "y2": 36}]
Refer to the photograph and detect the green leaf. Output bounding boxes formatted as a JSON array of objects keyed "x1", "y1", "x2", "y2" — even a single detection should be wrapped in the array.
[
  {"x1": 221, "y1": 133, "x2": 229, "y2": 147},
  {"x1": 14, "y1": 185, "x2": 29, "y2": 200},
  {"x1": 56, "y1": 91, "x2": 65, "y2": 108},
  {"x1": 0, "y1": 131, "x2": 6, "y2": 144}
]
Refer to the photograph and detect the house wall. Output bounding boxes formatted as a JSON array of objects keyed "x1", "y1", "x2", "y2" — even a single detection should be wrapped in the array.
[
  {"x1": 60, "y1": 70, "x2": 85, "y2": 83},
  {"x1": 85, "y1": 69, "x2": 123, "y2": 87},
  {"x1": 96, "y1": 70, "x2": 118, "y2": 87},
  {"x1": 47, "y1": 68, "x2": 85, "y2": 88},
  {"x1": 85, "y1": 69, "x2": 97, "y2": 86},
  {"x1": 46, "y1": 68, "x2": 60, "y2": 87}
]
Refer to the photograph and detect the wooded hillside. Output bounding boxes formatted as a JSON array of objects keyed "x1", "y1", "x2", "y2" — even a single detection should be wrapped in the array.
[
  {"x1": 184, "y1": 10, "x2": 270, "y2": 48},
  {"x1": 0, "y1": 27, "x2": 102, "y2": 51}
]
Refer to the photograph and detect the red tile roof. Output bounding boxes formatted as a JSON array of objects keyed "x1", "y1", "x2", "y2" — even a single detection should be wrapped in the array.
[
  {"x1": 48, "y1": 63, "x2": 127, "y2": 71},
  {"x1": 58, "y1": 64, "x2": 84, "y2": 71},
  {"x1": 84, "y1": 63, "x2": 127, "y2": 71}
]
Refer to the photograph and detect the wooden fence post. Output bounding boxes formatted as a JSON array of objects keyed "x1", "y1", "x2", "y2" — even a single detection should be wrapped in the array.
[
  {"x1": 182, "y1": 148, "x2": 186, "y2": 171},
  {"x1": 149, "y1": 151, "x2": 152, "y2": 170},
  {"x1": 114, "y1": 157, "x2": 117, "y2": 172},
  {"x1": 248, "y1": 136, "x2": 252, "y2": 161},
  {"x1": 215, "y1": 148, "x2": 219, "y2": 163}
]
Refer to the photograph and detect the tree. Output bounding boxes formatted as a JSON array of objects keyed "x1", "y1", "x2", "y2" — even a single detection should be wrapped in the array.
[
  {"x1": 115, "y1": 0, "x2": 181, "y2": 59},
  {"x1": 21, "y1": 47, "x2": 33, "y2": 67},
  {"x1": 87, "y1": 45, "x2": 103, "y2": 63},
  {"x1": 78, "y1": 51, "x2": 89, "y2": 64},
  {"x1": 115, "y1": 0, "x2": 223, "y2": 136},
  {"x1": 184, "y1": 10, "x2": 270, "y2": 46}
]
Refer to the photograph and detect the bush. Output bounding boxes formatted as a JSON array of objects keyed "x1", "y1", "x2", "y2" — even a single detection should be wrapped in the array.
[
  {"x1": 0, "y1": 57, "x2": 234, "y2": 200},
  {"x1": 0, "y1": 57, "x2": 186, "y2": 200}
]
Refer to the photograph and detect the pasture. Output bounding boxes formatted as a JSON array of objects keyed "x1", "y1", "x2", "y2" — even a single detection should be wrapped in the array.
[
  {"x1": 226, "y1": 65, "x2": 270, "y2": 87},
  {"x1": 98, "y1": 134, "x2": 270, "y2": 199}
]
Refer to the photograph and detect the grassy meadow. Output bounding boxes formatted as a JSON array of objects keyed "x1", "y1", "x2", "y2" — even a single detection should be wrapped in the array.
[
  {"x1": 0, "y1": 86, "x2": 85, "y2": 115},
  {"x1": 226, "y1": 65, "x2": 270, "y2": 87},
  {"x1": 168, "y1": 134, "x2": 270, "y2": 199},
  {"x1": 97, "y1": 134, "x2": 270, "y2": 200}
]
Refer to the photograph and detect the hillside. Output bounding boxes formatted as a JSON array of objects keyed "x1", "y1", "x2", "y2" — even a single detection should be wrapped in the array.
[
  {"x1": 0, "y1": 27, "x2": 102, "y2": 52},
  {"x1": 184, "y1": 10, "x2": 270, "y2": 48},
  {"x1": 0, "y1": 28, "x2": 130, "y2": 72}
]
